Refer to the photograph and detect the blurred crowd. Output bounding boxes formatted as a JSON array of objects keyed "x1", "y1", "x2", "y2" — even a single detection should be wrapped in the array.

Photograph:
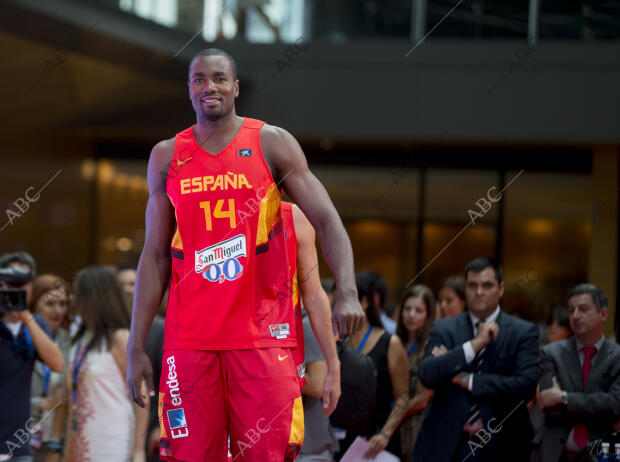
[
  {"x1": 0, "y1": 250, "x2": 619, "y2": 462},
  {"x1": 0, "y1": 252, "x2": 163, "y2": 462}
]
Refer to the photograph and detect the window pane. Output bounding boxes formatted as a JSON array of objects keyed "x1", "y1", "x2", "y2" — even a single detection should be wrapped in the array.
[
  {"x1": 317, "y1": 221, "x2": 418, "y2": 304},
  {"x1": 417, "y1": 222, "x2": 496, "y2": 290},
  {"x1": 0, "y1": 156, "x2": 91, "y2": 279},
  {"x1": 312, "y1": 166, "x2": 419, "y2": 221},
  {"x1": 502, "y1": 171, "x2": 591, "y2": 318},
  {"x1": 97, "y1": 159, "x2": 148, "y2": 265},
  {"x1": 425, "y1": 169, "x2": 500, "y2": 223}
]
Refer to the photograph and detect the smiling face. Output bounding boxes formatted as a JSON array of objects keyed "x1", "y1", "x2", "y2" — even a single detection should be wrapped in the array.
[
  {"x1": 465, "y1": 267, "x2": 504, "y2": 319},
  {"x1": 401, "y1": 296, "x2": 428, "y2": 337},
  {"x1": 188, "y1": 55, "x2": 239, "y2": 122},
  {"x1": 438, "y1": 287, "x2": 466, "y2": 318},
  {"x1": 568, "y1": 293, "x2": 607, "y2": 345},
  {"x1": 36, "y1": 287, "x2": 68, "y2": 334}
]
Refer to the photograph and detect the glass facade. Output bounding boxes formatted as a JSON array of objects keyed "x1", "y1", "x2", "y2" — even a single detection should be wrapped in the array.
[{"x1": 88, "y1": 0, "x2": 620, "y2": 42}]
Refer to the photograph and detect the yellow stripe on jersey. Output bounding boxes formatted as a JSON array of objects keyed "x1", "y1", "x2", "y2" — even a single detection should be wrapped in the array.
[
  {"x1": 288, "y1": 396, "x2": 305, "y2": 446},
  {"x1": 171, "y1": 226, "x2": 183, "y2": 250},
  {"x1": 256, "y1": 183, "x2": 282, "y2": 246},
  {"x1": 158, "y1": 392, "x2": 168, "y2": 439},
  {"x1": 292, "y1": 271, "x2": 299, "y2": 307}
]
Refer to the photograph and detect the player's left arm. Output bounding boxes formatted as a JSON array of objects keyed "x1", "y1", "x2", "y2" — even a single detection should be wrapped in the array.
[
  {"x1": 261, "y1": 124, "x2": 363, "y2": 338},
  {"x1": 292, "y1": 204, "x2": 340, "y2": 416}
]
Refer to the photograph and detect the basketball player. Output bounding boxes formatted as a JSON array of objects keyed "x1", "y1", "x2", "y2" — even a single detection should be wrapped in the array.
[{"x1": 127, "y1": 48, "x2": 361, "y2": 461}]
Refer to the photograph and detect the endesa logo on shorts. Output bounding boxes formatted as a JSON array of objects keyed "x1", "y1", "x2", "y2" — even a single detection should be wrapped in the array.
[
  {"x1": 166, "y1": 356, "x2": 188, "y2": 439},
  {"x1": 195, "y1": 234, "x2": 246, "y2": 284},
  {"x1": 167, "y1": 408, "x2": 188, "y2": 439}
]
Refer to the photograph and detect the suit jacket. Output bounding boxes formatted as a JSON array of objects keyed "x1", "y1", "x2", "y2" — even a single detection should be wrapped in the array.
[
  {"x1": 536, "y1": 337, "x2": 620, "y2": 462},
  {"x1": 412, "y1": 311, "x2": 540, "y2": 462}
]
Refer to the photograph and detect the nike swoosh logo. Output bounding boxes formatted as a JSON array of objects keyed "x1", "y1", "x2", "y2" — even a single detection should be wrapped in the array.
[
  {"x1": 278, "y1": 354, "x2": 288, "y2": 361},
  {"x1": 177, "y1": 156, "x2": 192, "y2": 166}
]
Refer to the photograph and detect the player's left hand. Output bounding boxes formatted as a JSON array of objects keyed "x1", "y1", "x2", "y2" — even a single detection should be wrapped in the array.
[
  {"x1": 332, "y1": 296, "x2": 364, "y2": 339},
  {"x1": 364, "y1": 432, "x2": 389, "y2": 459},
  {"x1": 322, "y1": 364, "x2": 341, "y2": 416}
]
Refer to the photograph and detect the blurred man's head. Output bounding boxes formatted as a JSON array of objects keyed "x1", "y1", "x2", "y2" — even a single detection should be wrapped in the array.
[
  {"x1": 116, "y1": 265, "x2": 137, "y2": 299},
  {"x1": 567, "y1": 283, "x2": 608, "y2": 346},
  {"x1": 357, "y1": 270, "x2": 388, "y2": 313},
  {"x1": 116, "y1": 265, "x2": 137, "y2": 317},
  {"x1": 546, "y1": 307, "x2": 572, "y2": 343},
  {"x1": 464, "y1": 257, "x2": 504, "y2": 319}
]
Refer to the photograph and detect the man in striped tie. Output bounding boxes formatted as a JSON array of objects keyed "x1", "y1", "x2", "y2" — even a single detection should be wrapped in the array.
[
  {"x1": 413, "y1": 257, "x2": 540, "y2": 462},
  {"x1": 536, "y1": 283, "x2": 620, "y2": 462}
]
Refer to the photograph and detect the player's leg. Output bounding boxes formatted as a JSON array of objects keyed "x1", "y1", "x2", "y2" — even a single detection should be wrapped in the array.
[
  {"x1": 225, "y1": 347, "x2": 304, "y2": 461},
  {"x1": 159, "y1": 349, "x2": 228, "y2": 461}
]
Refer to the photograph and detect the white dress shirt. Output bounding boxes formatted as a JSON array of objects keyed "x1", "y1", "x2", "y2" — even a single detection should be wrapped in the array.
[{"x1": 462, "y1": 306, "x2": 501, "y2": 391}]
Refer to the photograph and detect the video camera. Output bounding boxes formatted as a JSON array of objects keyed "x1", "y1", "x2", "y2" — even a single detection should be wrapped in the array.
[{"x1": 0, "y1": 267, "x2": 32, "y2": 315}]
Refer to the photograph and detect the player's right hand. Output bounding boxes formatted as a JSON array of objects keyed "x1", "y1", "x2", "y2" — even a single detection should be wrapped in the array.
[
  {"x1": 332, "y1": 296, "x2": 365, "y2": 339},
  {"x1": 127, "y1": 346, "x2": 155, "y2": 408}
]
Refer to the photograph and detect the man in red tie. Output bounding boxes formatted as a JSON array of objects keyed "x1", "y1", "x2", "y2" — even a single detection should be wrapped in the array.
[{"x1": 536, "y1": 283, "x2": 620, "y2": 462}]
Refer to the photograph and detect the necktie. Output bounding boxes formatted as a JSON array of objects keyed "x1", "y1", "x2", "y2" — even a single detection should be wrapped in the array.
[
  {"x1": 466, "y1": 319, "x2": 487, "y2": 429},
  {"x1": 574, "y1": 346, "x2": 597, "y2": 448}
]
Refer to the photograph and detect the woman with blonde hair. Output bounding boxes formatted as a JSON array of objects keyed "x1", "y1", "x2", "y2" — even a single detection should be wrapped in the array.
[{"x1": 396, "y1": 284, "x2": 436, "y2": 461}]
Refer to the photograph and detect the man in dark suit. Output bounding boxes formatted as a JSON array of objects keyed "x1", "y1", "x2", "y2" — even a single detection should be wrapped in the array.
[
  {"x1": 413, "y1": 257, "x2": 539, "y2": 462},
  {"x1": 535, "y1": 283, "x2": 620, "y2": 462}
]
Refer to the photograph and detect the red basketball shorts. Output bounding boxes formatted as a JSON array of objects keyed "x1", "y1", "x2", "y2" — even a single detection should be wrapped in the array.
[{"x1": 158, "y1": 348, "x2": 304, "y2": 462}]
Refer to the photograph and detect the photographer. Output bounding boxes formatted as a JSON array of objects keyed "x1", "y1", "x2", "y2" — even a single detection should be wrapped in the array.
[{"x1": 0, "y1": 252, "x2": 64, "y2": 462}]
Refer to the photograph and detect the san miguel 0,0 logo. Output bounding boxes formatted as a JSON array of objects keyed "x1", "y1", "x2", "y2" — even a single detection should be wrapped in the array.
[{"x1": 195, "y1": 234, "x2": 247, "y2": 283}]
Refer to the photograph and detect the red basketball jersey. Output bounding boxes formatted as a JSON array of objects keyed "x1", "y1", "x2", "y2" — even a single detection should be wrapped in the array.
[
  {"x1": 164, "y1": 118, "x2": 294, "y2": 350},
  {"x1": 281, "y1": 202, "x2": 306, "y2": 387}
]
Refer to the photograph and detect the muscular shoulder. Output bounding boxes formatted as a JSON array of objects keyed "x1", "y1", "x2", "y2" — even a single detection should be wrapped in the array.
[
  {"x1": 260, "y1": 124, "x2": 294, "y2": 151},
  {"x1": 150, "y1": 137, "x2": 175, "y2": 166},
  {"x1": 260, "y1": 124, "x2": 307, "y2": 177},
  {"x1": 147, "y1": 137, "x2": 176, "y2": 193}
]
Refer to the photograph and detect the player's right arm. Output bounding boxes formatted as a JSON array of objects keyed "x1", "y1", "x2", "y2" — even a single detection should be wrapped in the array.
[
  {"x1": 292, "y1": 204, "x2": 341, "y2": 416},
  {"x1": 127, "y1": 139, "x2": 176, "y2": 407}
]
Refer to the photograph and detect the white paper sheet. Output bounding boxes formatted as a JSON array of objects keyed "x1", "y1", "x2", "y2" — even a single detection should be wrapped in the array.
[{"x1": 339, "y1": 436, "x2": 400, "y2": 462}]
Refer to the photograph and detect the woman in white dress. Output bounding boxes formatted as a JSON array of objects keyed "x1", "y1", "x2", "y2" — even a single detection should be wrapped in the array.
[{"x1": 64, "y1": 266, "x2": 147, "y2": 462}]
